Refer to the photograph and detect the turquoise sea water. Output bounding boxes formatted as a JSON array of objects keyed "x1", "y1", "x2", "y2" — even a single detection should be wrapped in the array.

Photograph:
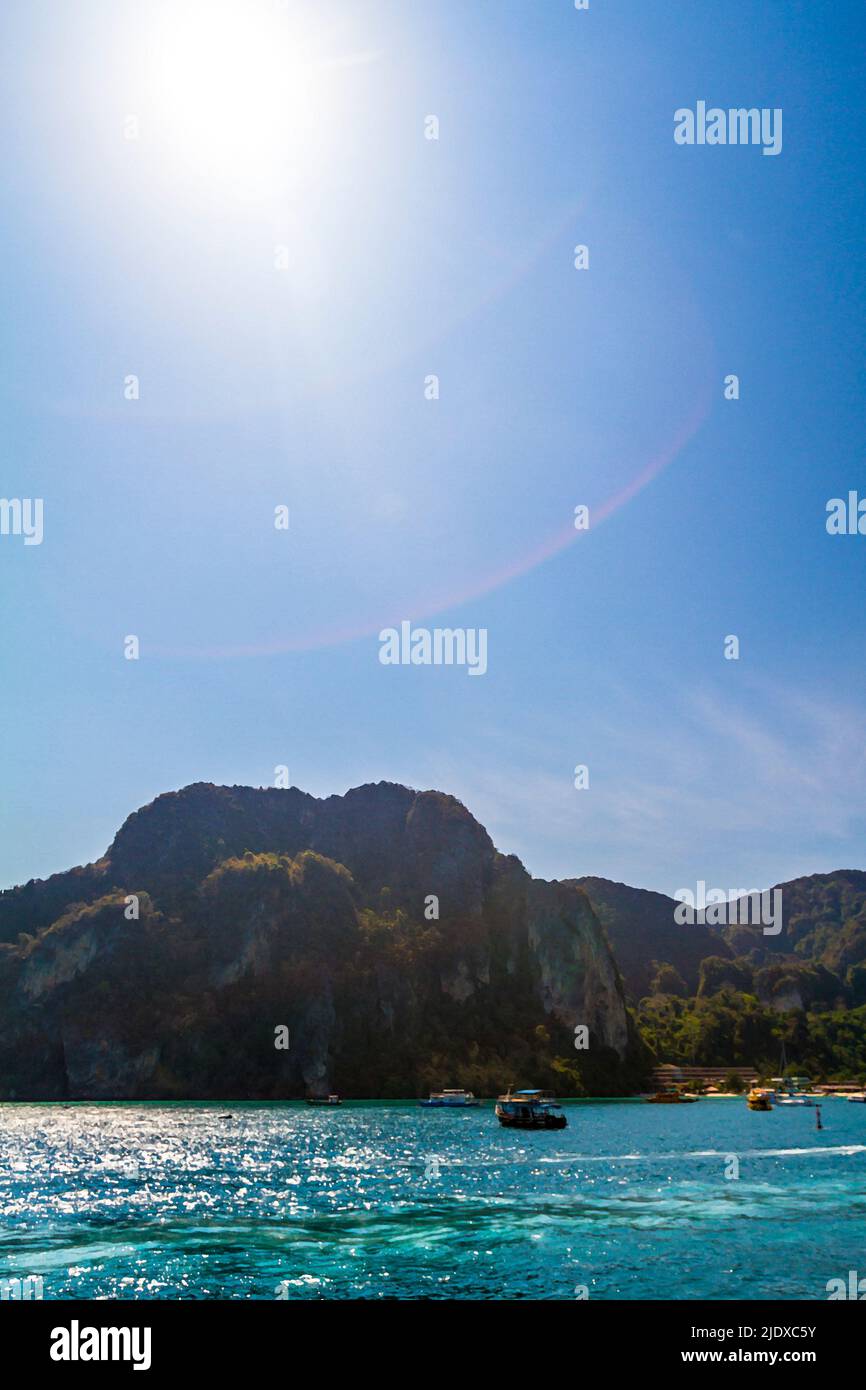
[{"x1": 1, "y1": 1099, "x2": 863, "y2": 1300}]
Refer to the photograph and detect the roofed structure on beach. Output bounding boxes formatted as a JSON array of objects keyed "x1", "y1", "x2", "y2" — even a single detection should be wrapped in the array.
[{"x1": 652, "y1": 1064, "x2": 759, "y2": 1088}]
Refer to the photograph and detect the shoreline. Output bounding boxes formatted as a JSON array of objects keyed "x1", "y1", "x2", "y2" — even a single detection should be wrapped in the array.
[{"x1": 0, "y1": 1092, "x2": 861, "y2": 1106}]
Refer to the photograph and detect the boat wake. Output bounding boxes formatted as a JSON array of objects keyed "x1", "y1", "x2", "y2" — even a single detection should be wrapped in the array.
[{"x1": 538, "y1": 1144, "x2": 866, "y2": 1163}]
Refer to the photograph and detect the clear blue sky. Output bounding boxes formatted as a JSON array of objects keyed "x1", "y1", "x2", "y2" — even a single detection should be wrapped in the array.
[{"x1": 2, "y1": 0, "x2": 864, "y2": 895}]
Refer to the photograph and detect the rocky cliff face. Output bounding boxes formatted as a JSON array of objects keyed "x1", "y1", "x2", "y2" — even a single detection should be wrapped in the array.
[{"x1": 0, "y1": 783, "x2": 640, "y2": 1100}]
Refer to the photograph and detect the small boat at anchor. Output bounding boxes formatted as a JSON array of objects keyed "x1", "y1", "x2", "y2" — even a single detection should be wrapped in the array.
[
  {"x1": 305, "y1": 1094, "x2": 341, "y2": 1106},
  {"x1": 645, "y1": 1089, "x2": 700, "y2": 1104},
  {"x1": 420, "y1": 1089, "x2": 480, "y2": 1108},
  {"x1": 747, "y1": 1087, "x2": 773, "y2": 1111},
  {"x1": 495, "y1": 1089, "x2": 567, "y2": 1129}
]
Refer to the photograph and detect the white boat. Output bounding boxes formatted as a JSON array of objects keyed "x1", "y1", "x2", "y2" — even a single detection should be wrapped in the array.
[{"x1": 420, "y1": 1088, "x2": 480, "y2": 1108}]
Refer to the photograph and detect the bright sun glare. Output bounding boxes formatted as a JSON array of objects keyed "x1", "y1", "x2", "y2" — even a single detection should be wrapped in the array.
[{"x1": 146, "y1": 2, "x2": 334, "y2": 193}]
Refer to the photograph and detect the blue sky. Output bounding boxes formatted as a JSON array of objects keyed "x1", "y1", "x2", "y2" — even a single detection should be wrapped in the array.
[{"x1": 2, "y1": 0, "x2": 864, "y2": 895}]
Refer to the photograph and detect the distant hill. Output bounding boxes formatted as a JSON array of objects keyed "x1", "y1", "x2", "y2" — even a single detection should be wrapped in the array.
[
  {"x1": 573, "y1": 877, "x2": 731, "y2": 1002},
  {"x1": 721, "y1": 870, "x2": 866, "y2": 979},
  {"x1": 575, "y1": 870, "x2": 866, "y2": 1013},
  {"x1": 574, "y1": 871, "x2": 866, "y2": 1081}
]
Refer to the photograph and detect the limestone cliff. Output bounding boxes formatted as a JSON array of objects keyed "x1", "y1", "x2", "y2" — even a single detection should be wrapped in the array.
[{"x1": 0, "y1": 782, "x2": 642, "y2": 1099}]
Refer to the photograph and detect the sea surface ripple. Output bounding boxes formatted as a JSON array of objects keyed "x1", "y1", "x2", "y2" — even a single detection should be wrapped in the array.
[{"x1": 0, "y1": 1099, "x2": 862, "y2": 1299}]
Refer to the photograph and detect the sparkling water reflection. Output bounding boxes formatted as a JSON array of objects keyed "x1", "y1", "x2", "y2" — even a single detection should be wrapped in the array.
[{"x1": 0, "y1": 1099, "x2": 862, "y2": 1299}]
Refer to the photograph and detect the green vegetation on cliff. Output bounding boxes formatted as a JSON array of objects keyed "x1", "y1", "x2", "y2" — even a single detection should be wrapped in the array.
[{"x1": 637, "y1": 988, "x2": 866, "y2": 1082}]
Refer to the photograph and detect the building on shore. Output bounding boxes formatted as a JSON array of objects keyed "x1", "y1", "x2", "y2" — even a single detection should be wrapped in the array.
[
  {"x1": 812, "y1": 1081, "x2": 865, "y2": 1094},
  {"x1": 650, "y1": 1064, "x2": 759, "y2": 1091}
]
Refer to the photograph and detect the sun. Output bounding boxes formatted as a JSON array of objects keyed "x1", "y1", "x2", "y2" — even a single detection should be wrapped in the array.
[{"x1": 143, "y1": 1, "x2": 337, "y2": 195}]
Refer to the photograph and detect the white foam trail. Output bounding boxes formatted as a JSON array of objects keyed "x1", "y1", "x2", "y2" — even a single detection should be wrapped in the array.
[
  {"x1": 743, "y1": 1144, "x2": 866, "y2": 1159},
  {"x1": 539, "y1": 1144, "x2": 866, "y2": 1164}
]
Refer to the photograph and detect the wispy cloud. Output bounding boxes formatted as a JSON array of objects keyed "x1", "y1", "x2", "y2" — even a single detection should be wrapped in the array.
[{"x1": 423, "y1": 677, "x2": 866, "y2": 893}]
